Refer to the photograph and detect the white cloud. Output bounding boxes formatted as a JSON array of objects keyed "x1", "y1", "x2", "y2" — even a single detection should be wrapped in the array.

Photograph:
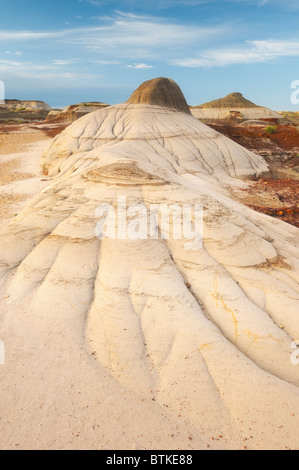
[
  {"x1": 81, "y1": 0, "x2": 270, "y2": 7},
  {"x1": 93, "y1": 60, "x2": 122, "y2": 64},
  {"x1": 171, "y1": 39, "x2": 299, "y2": 67},
  {"x1": 127, "y1": 63, "x2": 153, "y2": 69},
  {"x1": 79, "y1": 0, "x2": 103, "y2": 5},
  {"x1": 79, "y1": 0, "x2": 299, "y2": 11},
  {"x1": 0, "y1": 13, "x2": 229, "y2": 62},
  {"x1": 0, "y1": 59, "x2": 102, "y2": 84},
  {"x1": 0, "y1": 59, "x2": 23, "y2": 66},
  {"x1": 84, "y1": 0, "x2": 299, "y2": 9},
  {"x1": 52, "y1": 59, "x2": 75, "y2": 65},
  {"x1": 2, "y1": 50, "x2": 23, "y2": 56},
  {"x1": 82, "y1": 17, "x2": 228, "y2": 60},
  {"x1": 0, "y1": 30, "x2": 67, "y2": 41},
  {"x1": 0, "y1": 10, "x2": 298, "y2": 81}
]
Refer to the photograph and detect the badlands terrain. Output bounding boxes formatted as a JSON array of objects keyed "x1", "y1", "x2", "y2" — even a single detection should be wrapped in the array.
[
  {"x1": 0, "y1": 78, "x2": 299, "y2": 450},
  {"x1": 0, "y1": 100, "x2": 51, "y2": 123}
]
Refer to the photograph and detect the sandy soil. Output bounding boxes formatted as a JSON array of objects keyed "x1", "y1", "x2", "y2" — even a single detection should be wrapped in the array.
[
  {"x1": 0, "y1": 123, "x2": 67, "y2": 223},
  {"x1": 0, "y1": 125, "x2": 48, "y2": 155},
  {"x1": 0, "y1": 126, "x2": 52, "y2": 225},
  {"x1": 233, "y1": 177, "x2": 299, "y2": 228}
]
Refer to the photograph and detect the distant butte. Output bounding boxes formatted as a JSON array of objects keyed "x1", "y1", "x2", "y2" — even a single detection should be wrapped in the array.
[{"x1": 198, "y1": 92, "x2": 259, "y2": 109}]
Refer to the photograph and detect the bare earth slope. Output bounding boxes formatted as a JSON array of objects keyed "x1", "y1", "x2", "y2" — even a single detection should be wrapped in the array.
[{"x1": 0, "y1": 79, "x2": 298, "y2": 450}]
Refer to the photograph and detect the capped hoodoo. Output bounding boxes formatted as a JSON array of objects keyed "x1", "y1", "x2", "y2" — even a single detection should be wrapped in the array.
[{"x1": 127, "y1": 77, "x2": 191, "y2": 114}]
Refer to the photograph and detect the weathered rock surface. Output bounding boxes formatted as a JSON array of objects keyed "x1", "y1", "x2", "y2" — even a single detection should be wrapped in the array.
[
  {"x1": 191, "y1": 92, "x2": 282, "y2": 121},
  {"x1": 0, "y1": 78, "x2": 298, "y2": 450},
  {"x1": 199, "y1": 92, "x2": 259, "y2": 109},
  {"x1": 0, "y1": 99, "x2": 52, "y2": 122},
  {"x1": 1, "y1": 100, "x2": 52, "y2": 111},
  {"x1": 127, "y1": 77, "x2": 191, "y2": 114},
  {"x1": 45, "y1": 102, "x2": 109, "y2": 122}
]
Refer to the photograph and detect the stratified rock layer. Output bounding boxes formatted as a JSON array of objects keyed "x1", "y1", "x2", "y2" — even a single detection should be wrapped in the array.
[
  {"x1": 0, "y1": 99, "x2": 52, "y2": 122},
  {"x1": 127, "y1": 77, "x2": 191, "y2": 114},
  {"x1": 46, "y1": 102, "x2": 109, "y2": 122},
  {"x1": 0, "y1": 79, "x2": 298, "y2": 450},
  {"x1": 199, "y1": 92, "x2": 259, "y2": 109},
  {"x1": 192, "y1": 92, "x2": 282, "y2": 120}
]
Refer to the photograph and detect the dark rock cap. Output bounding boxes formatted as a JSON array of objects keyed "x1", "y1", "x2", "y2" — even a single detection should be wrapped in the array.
[{"x1": 127, "y1": 77, "x2": 191, "y2": 114}]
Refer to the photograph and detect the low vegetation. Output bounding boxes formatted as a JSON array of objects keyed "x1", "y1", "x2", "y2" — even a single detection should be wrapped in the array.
[{"x1": 265, "y1": 126, "x2": 277, "y2": 135}]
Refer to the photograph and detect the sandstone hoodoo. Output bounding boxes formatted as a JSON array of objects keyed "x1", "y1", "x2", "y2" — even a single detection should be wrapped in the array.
[
  {"x1": 41, "y1": 77, "x2": 267, "y2": 180},
  {"x1": 0, "y1": 78, "x2": 298, "y2": 450},
  {"x1": 127, "y1": 77, "x2": 191, "y2": 114}
]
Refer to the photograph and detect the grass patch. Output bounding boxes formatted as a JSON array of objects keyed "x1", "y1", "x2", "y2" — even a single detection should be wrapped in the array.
[{"x1": 265, "y1": 126, "x2": 277, "y2": 135}]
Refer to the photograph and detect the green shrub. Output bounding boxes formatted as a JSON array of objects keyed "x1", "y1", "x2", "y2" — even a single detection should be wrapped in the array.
[{"x1": 265, "y1": 126, "x2": 277, "y2": 135}]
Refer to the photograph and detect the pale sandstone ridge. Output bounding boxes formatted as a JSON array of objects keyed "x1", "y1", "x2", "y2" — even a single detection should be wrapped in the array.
[
  {"x1": 127, "y1": 77, "x2": 191, "y2": 114},
  {"x1": 0, "y1": 79, "x2": 298, "y2": 450}
]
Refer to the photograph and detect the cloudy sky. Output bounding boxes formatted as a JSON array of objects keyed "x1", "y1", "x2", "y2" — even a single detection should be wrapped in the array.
[{"x1": 0, "y1": 0, "x2": 298, "y2": 109}]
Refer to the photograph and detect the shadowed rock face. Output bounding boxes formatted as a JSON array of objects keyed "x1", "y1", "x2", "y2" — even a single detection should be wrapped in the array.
[{"x1": 127, "y1": 77, "x2": 191, "y2": 114}]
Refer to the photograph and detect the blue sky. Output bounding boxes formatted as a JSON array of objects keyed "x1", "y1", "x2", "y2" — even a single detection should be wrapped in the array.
[{"x1": 0, "y1": 0, "x2": 299, "y2": 109}]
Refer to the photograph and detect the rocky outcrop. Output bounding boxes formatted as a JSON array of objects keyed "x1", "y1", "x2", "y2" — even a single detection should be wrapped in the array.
[
  {"x1": 1, "y1": 78, "x2": 298, "y2": 450},
  {"x1": 191, "y1": 107, "x2": 283, "y2": 120},
  {"x1": 0, "y1": 99, "x2": 52, "y2": 122},
  {"x1": 191, "y1": 92, "x2": 282, "y2": 121},
  {"x1": 45, "y1": 102, "x2": 109, "y2": 122},
  {"x1": 2, "y1": 100, "x2": 52, "y2": 111},
  {"x1": 127, "y1": 77, "x2": 191, "y2": 114}
]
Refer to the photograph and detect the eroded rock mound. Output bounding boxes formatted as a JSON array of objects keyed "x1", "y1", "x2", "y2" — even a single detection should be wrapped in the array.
[
  {"x1": 192, "y1": 92, "x2": 282, "y2": 121},
  {"x1": 0, "y1": 99, "x2": 52, "y2": 122},
  {"x1": 46, "y1": 102, "x2": 109, "y2": 123},
  {"x1": 2, "y1": 99, "x2": 52, "y2": 111},
  {"x1": 199, "y1": 92, "x2": 259, "y2": 109},
  {"x1": 0, "y1": 78, "x2": 299, "y2": 450},
  {"x1": 127, "y1": 77, "x2": 191, "y2": 114}
]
